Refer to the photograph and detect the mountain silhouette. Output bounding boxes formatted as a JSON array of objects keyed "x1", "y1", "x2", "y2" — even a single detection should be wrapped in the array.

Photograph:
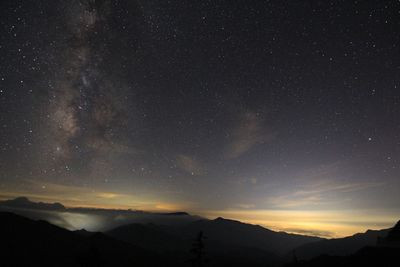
[
  {"x1": 386, "y1": 220, "x2": 400, "y2": 241},
  {"x1": 285, "y1": 246, "x2": 400, "y2": 267},
  {"x1": 106, "y1": 216, "x2": 322, "y2": 262},
  {"x1": 0, "y1": 197, "x2": 203, "y2": 232},
  {"x1": 291, "y1": 227, "x2": 391, "y2": 260},
  {"x1": 177, "y1": 217, "x2": 322, "y2": 255},
  {"x1": 0, "y1": 211, "x2": 282, "y2": 267},
  {"x1": 2, "y1": 197, "x2": 399, "y2": 267},
  {"x1": 285, "y1": 220, "x2": 400, "y2": 267},
  {"x1": 107, "y1": 222, "x2": 184, "y2": 252},
  {"x1": 0, "y1": 211, "x2": 163, "y2": 267},
  {"x1": 106, "y1": 219, "x2": 283, "y2": 267},
  {"x1": 0, "y1": 196, "x2": 65, "y2": 210},
  {"x1": 377, "y1": 220, "x2": 400, "y2": 247}
]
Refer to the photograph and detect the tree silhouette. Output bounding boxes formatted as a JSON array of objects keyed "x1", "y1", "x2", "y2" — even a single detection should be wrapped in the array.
[
  {"x1": 190, "y1": 231, "x2": 206, "y2": 267},
  {"x1": 292, "y1": 249, "x2": 298, "y2": 264}
]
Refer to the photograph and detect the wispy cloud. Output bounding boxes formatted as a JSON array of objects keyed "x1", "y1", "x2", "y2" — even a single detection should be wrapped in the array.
[
  {"x1": 282, "y1": 228, "x2": 335, "y2": 238},
  {"x1": 236, "y1": 203, "x2": 256, "y2": 209},
  {"x1": 0, "y1": 180, "x2": 188, "y2": 212},
  {"x1": 256, "y1": 161, "x2": 385, "y2": 209},
  {"x1": 267, "y1": 179, "x2": 384, "y2": 209},
  {"x1": 225, "y1": 111, "x2": 275, "y2": 159},
  {"x1": 176, "y1": 154, "x2": 205, "y2": 176}
]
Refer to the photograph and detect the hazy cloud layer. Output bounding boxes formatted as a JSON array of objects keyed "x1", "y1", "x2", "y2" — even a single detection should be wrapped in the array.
[
  {"x1": 225, "y1": 111, "x2": 275, "y2": 159},
  {"x1": 176, "y1": 154, "x2": 205, "y2": 176}
]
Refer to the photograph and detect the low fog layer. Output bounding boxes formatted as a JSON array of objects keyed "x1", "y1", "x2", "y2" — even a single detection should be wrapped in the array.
[{"x1": 0, "y1": 197, "x2": 201, "y2": 231}]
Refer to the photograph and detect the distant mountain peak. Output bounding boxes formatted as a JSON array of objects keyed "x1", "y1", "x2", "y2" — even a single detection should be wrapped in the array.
[
  {"x1": 14, "y1": 196, "x2": 29, "y2": 201},
  {"x1": 213, "y1": 216, "x2": 239, "y2": 223},
  {"x1": 0, "y1": 196, "x2": 66, "y2": 210},
  {"x1": 386, "y1": 220, "x2": 400, "y2": 242},
  {"x1": 9, "y1": 196, "x2": 31, "y2": 204}
]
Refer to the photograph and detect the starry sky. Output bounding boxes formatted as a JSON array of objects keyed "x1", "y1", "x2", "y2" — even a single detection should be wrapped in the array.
[{"x1": 1, "y1": 0, "x2": 400, "y2": 237}]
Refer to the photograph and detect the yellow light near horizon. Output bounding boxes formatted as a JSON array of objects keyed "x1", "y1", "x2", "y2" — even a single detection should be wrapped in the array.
[
  {"x1": 200, "y1": 209, "x2": 399, "y2": 238},
  {"x1": 2, "y1": 183, "x2": 399, "y2": 238}
]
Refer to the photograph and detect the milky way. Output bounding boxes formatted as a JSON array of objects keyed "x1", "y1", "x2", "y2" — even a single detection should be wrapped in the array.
[{"x1": 37, "y1": 0, "x2": 135, "y2": 181}]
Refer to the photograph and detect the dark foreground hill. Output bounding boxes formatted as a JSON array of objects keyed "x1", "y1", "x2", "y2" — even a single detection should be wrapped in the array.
[
  {"x1": 106, "y1": 217, "x2": 323, "y2": 266},
  {"x1": 1, "y1": 211, "x2": 399, "y2": 267},
  {"x1": 0, "y1": 212, "x2": 163, "y2": 267},
  {"x1": 291, "y1": 227, "x2": 390, "y2": 260},
  {"x1": 106, "y1": 219, "x2": 281, "y2": 267},
  {"x1": 0, "y1": 211, "x2": 295, "y2": 267},
  {"x1": 285, "y1": 246, "x2": 400, "y2": 267},
  {"x1": 2, "y1": 197, "x2": 399, "y2": 267},
  {"x1": 285, "y1": 220, "x2": 400, "y2": 267},
  {"x1": 0, "y1": 211, "x2": 286, "y2": 267},
  {"x1": 106, "y1": 217, "x2": 322, "y2": 255},
  {"x1": 378, "y1": 220, "x2": 400, "y2": 247}
]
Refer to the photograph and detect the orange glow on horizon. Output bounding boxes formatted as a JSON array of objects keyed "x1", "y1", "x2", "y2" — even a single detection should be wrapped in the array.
[
  {"x1": 199, "y1": 209, "x2": 399, "y2": 238},
  {"x1": 1, "y1": 182, "x2": 399, "y2": 238}
]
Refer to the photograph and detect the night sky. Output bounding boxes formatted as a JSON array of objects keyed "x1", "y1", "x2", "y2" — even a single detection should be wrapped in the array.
[{"x1": 1, "y1": 0, "x2": 400, "y2": 237}]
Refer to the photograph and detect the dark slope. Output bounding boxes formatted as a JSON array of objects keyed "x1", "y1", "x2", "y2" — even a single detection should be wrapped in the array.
[
  {"x1": 378, "y1": 220, "x2": 400, "y2": 247},
  {"x1": 386, "y1": 220, "x2": 400, "y2": 242},
  {"x1": 0, "y1": 212, "x2": 163, "y2": 267},
  {"x1": 177, "y1": 217, "x2": 322, "y2": 255},
  {"x1": 107, "y1": 217, "x2": 321, "y2": 256},
  {"x1": 285, "y1": 246, "x2": 400, "y2": 267},
  {"x1": 285, "y1": 220, "x2": 400, "y2": 267},
  {"x1": 106, "y1": 222, "x2": 184, "y2": 251},
  {"x1": 107, "y1": 219, "x2": 281, "y2": 267},
  {"x1": 292, "y1": 227, "x2": 391, "y2": 260}
]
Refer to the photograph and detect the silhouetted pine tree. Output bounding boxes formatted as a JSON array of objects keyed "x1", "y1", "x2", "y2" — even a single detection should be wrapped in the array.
[
  {"x1": 292, "y1": 249, "x2": 298, "y2": 264},
  {"x1": 190, "y1": 231, "x2": 206, "y2": 267}
]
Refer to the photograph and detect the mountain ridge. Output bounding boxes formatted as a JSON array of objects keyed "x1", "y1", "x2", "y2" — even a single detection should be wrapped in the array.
[
  {"x1": 291, "y1": 227, "x2": 391, "y2": 260},
  {"x1": 0, "y1": 196, "x2": 203, "y2": 231},
  {"x1": 0, "y1": 211, "x2": 163, "y2": 267},
  {"x1": 0, "y1": 196, "x2": 66, "y2": 210},
  {"x1": 1, "y1": 206, "x2": 398, "y2": 267},
  {"x1": 106, "y1": 215, "x2": 323, "y2": 256}
]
